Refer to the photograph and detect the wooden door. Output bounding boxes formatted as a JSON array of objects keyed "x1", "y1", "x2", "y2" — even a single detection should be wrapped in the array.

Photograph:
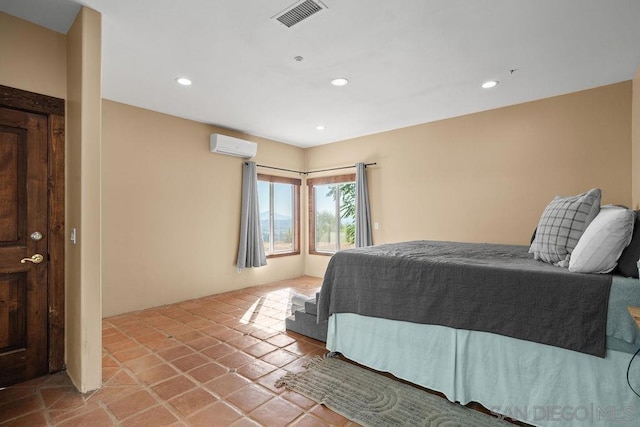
[{"x1": 0, "y1": 106, "x2": 49, "y2": 386}]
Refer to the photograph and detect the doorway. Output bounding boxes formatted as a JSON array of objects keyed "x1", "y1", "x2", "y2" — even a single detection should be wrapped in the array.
[{"x1": 0, "y1": 85, "x2": 65, "y2": 386}]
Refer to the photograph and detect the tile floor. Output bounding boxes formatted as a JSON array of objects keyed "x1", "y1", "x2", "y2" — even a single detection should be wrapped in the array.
[
  {"x1": 0, "y1": 276, "x2": 359, "y2": 426},
  {"x1": 0, "y1": 275, "x2": 513, "y2": 426}
]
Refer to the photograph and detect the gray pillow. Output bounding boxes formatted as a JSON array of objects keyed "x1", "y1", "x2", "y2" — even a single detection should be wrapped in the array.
[{"x1": 529, "y1": 188, "x2": 601, "y2": 266}]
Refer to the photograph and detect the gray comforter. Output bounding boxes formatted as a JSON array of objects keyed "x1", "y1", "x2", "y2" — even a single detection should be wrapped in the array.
[{"x1": 317, "y1": 240, "x2": 613, "y2": 357}]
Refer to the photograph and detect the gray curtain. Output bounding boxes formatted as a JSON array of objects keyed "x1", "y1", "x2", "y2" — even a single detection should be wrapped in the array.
[
  {"x1": 355, "y1": 162, "x2": 373, "y2": 247},
  {"x1": 237, "y1": 161, "x2": 267, "y2": 269}
]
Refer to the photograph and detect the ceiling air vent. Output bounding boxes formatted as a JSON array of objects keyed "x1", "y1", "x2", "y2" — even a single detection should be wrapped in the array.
[{"x1": 273, "y1": 0, "x2": 327, "y2": 28}]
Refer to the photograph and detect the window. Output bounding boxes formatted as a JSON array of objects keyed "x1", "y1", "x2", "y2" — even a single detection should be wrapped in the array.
[
  {"x1": 257, "y1": 174, "x2": 301, "y2": 257},
  {"x1": 308, "y1": 174, "x2": 356, "y2": 255}
]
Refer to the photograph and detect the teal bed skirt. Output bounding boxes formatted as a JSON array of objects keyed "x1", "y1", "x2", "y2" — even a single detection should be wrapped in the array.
[{"x1": 327, "y1": 313, "x2": 640, "y2": 426}]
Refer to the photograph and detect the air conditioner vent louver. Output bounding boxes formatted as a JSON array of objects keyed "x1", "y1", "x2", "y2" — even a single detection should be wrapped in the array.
[{"x1": 274, "y1": 0, "x2": 325, "y2": 28}]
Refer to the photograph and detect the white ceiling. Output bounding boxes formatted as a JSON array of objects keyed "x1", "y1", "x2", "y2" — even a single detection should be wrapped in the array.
[{"x1": 2, "y1": 0, "x2": 640, "y2": 148}]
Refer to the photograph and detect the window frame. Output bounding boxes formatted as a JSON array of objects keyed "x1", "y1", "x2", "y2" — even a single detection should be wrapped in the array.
[
  {"x1": 307, "y1": 173, "x2": 356, "y2": 256},
  {"x1": 257, "y1": 173, "x2": 301, "y2": 258}
]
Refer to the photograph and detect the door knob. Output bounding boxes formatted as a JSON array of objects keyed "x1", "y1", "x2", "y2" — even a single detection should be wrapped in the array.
[{"x1": 21, "y1": 254, "x2": 44, "y2": 264}]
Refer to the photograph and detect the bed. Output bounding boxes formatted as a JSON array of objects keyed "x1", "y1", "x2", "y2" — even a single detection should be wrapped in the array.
[{"x1": 317, "y1": 240, "x2": 640, "y2": 427}]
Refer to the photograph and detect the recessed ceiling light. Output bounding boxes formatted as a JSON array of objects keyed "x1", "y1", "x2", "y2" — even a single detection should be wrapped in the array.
[
  {"x1": 176, "y1": 77, "x2": 192, "y2": 86},
  {"x1": 331, "y1": 78, "x2": 349, "y2": 87},
  {"x1": 481, "y1": 80, "x2": 499, "y2": 89},
  {"x1": 316, "y1": 125, "x2": 326, "y2": 131}
]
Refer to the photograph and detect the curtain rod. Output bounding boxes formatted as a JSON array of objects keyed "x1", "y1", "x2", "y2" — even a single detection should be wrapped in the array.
[{"x1": 255, "y1": 162, "x2": 377, "y2": 176}]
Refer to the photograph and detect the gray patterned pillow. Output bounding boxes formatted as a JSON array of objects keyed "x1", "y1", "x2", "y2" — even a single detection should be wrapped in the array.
[{"x1": 529, "y1": 188, "x2": 601, "y2": 266}]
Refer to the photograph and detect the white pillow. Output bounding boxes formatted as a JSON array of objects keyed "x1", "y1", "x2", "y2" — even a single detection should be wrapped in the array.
[{"x1": 568, "y1": 206, "x2": 635, "y2": 274}]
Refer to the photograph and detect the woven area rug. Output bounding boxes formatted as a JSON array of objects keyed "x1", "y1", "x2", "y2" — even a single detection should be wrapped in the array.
[{"x1": 276, "y1": 356, "x2": 511, "y2": 427}]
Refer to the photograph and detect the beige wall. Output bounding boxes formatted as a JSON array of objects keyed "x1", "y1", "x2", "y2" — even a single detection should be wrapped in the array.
[
  {"x1": 0, "y1": 12, "x2": 67, "y2": 99},
  {"x1": 633, "y1": 67, "x2": 640, "y2": 208},
  {"x1": 66, "y1": 7, "x2": 103, "y2": 392},
  {"x1": 101, "y1": 100, "x2": 306, "y2": 317},
  {"x1": 305, "y1": 82, "x2": 633, "y2": 277}
]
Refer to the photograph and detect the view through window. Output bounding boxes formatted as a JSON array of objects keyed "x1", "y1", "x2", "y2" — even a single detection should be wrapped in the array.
[
  {"x1": 257, "y1": 174, "x2": 300, "y2": 257},
  {"x1": 308, "y1": 174, "x2": 356, "y2": 254}
]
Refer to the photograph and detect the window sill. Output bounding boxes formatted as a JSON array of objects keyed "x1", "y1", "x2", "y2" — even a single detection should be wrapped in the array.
[
  {"x1": 308, "y1": 250, "x2": 335, "y2": 257},
  {"x1": 266, "y1": 250, "x2": 301, "y2": 259}
]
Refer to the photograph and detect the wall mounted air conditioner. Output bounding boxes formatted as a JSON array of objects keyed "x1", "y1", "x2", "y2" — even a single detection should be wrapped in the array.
[{"x1": 210, "y1": 134, "x2": 257, "y2": 158}]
